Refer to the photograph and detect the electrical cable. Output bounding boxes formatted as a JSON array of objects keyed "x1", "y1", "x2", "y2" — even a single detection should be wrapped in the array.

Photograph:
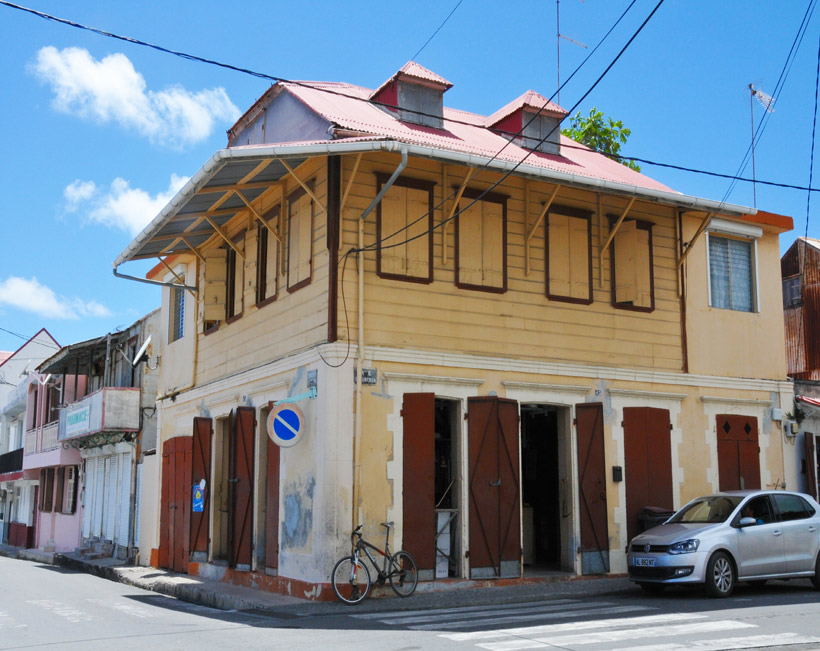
[
  {"x1": 806, "y1": 32, "x2": 820, "y2": 238},
  {"x1": 0, "y1": 327, "x2": 61, "y2": 349},
  {"x1": 409, "y1": 0, "x2": 465, "y2": 62},
  {"x1": 317, "y1": 249, "x2": 353, "y2": 369}
]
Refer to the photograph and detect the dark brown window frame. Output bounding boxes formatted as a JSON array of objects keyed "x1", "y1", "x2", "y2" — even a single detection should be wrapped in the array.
[
  {"x1": 454, "y1": 188, "x2": 508, "y2": 294},
  {"x1": 225, "y1": 232, "x2": 245, "y2": 324},
  {"x1": 608, "y1": 215, "x2": 655, "y2": 313},
  {"x1": 256, "y1": 206, "x2": 280, "y2": 308},
  {"x1": 375, "y1": 173, "x2": 435, "y2": 284},
  {"x1": 287, "y1": 184, "x2": 314, "y2": 294},
  {"x1": 545, "y1": 205, "x2": 594, "y2": 305}
]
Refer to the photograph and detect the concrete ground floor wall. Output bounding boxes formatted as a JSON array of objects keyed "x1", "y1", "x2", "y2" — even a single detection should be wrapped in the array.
[{"x1": 150, "y1": 343, "x2": 794, "y2": 597}]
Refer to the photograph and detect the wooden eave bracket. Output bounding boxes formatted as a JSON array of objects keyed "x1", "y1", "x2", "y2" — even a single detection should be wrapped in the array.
[
  {"x1": 236, "y1": 190, "x2": 282, "y2": 245},
  {"x1": 442, "y1": 167, "x2": 478, "y2": 264},
  {"x1": 157, "y1": 256, "x2": 196, "y2": 298},
  {"x1": 280, "y1": 158, "x2": 325, "y2": 213},
  {"x1": 341, "y1": 153, "x2": 363, "y2": 213},
  {"x1": 202, "y1": 214, "x2": 245, "y2": 259},
  {"x1": 678, "y1": 212, "x2": 714, "y2": 268},
  {"x1": 525, "y1": 184, "x2": 561, "y2": 275},
  {"x1": 598, "y1": 196, "x2": 636, "y2": 286}
]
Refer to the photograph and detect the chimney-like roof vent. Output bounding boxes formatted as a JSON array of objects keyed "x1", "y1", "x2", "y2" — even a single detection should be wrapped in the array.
[
  {"x1": 486, "y1": 90, "x2": 568, "y2": 155},
  {"x1": 370, "y1": 61, "x2": 452, "y2": 129}
]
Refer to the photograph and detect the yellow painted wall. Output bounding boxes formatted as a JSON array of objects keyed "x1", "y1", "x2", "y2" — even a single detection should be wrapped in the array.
[
  {"x1": 683, "y1": 214, "x2": 788, "y2": 380},
  {"x1": 339, "y1": 152, "x2": 684, "y2": 372}
]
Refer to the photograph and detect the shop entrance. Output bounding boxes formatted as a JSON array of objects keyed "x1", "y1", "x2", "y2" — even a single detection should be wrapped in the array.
[{"x1": 520, "y1": 404, "x2": 563, "y2": 572}]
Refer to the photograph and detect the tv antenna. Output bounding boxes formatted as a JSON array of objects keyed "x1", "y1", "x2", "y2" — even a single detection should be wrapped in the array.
[
  {"x1": 556, "y1": 0, "x2": 587, "y2": 106},
  {"x1": 749, "y1": 83, "x2": 775, "y2": 208}
]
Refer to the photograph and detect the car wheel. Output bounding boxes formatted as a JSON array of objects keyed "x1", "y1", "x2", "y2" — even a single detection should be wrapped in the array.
[
  {"x1": 705, "y1": 551, "x2": 735, "y2": 598},
  {"x1": 638, "y1": 582, "x2": 666, "y2": 595},
  {"x1": 812, "y1": 554, "x2": 820, "y2": 590}
]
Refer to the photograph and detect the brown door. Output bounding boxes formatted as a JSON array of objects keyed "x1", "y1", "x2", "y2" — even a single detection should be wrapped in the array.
[
  {"x1": 467, "y1": 396, "x2": 520, "y2": 579},
  {"x1": 576, "y1": 403, "x2": 609, "y2": 574},
  {"x1": 716, "y1": 415, "x2": 760, "y2": 491},
  {"x1": 805, "y1": 432, "x2": 817, "y2": 500},
  {"x1": 265, "y1": 408, "x2": 280, "y2": 571},
  {"x1": 159, "y1": 436, "x2": 192, "y2": 573},
  {"x1": 190, "y1": 418, "x2": 213, "y2": 555},
  {"x1": 402, "y1": 393, "x2": 436, "y2": 575},
  {"x1": 229, "y1": 407, "x2": 255, "y2": 568},
  {"x1": 623, "y1": 407, "x2": 673, "y2": 543}
]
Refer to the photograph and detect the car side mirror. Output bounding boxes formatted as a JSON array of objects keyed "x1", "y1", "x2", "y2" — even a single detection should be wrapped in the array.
[{"x1": 738, "y1": 516, "x2": 757, "y2": 528}]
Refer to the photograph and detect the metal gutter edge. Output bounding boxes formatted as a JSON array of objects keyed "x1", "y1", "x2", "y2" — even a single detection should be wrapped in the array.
[
  {"x1": 112, "y1": 138, "x2": 754, "y2": 267},
  {"x1": 112, "y1": 266, "x2": 198, "y2": 292}
]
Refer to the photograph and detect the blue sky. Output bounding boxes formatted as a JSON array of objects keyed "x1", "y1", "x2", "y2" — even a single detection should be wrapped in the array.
[{"x1": 0, "y1": 0, "x2": 817, "y2": 353}]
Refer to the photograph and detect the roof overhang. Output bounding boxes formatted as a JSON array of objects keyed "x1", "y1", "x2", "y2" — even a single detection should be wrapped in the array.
[
  {"x1": 113, "y1": 139, "x2": 757, "y2": 267},
  {"x1": 38, "y1": 335, "x2": 107, "y2": 375}
]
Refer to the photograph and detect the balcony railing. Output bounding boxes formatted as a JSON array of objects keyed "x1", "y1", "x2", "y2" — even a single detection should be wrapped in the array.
[
  {"x1": 24, "y1": 422, "x2": 60, "y2": 455},
  {"x1": 59, "y1": 387, "x2": 140, "y2": 441},
  {"x1": 0, "y1": 448, "x2": 23, "y2": 474}
]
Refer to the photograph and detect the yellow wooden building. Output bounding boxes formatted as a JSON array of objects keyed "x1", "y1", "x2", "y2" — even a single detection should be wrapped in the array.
[{"x1": 115, "y1": 63, "x2": 794, "y2": 598}]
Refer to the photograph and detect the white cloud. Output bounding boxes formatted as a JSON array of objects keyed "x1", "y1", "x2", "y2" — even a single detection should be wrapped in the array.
[
  {"x1": 64, "y1": 174, "x2": 189, "y2": 236},
  {"x1": 0, "y1": 277, "x2": 111, "y2": 320},
  {"x1": 31, "y1": 46, "x2": 240, "y2": 147}
]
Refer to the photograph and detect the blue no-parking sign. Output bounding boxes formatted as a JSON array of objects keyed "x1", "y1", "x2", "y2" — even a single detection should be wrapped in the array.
[{"x1": 267, "y1": 403, "x2": 305, "y2": 448}]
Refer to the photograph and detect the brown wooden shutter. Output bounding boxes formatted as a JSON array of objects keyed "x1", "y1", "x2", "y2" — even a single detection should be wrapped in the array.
[
  {"x1": 614, "y1": 221, "x2": 637, "y2": 304},
  {"x1": 160, "y1": 436, "x2": 193, "y2": 573},
  {"x1": 265, "y1": 412, "x2": 280, "y2": 570},
  {"x1": 402, "y1": 393, "x2": 436, "y2": 573},
  {"x1": 230, "y1": 407, "x2": 255, "y2": 568},
  {"x1": 70, "y1": 465, "x2": 79, "y2": 514},
  {"x1": 716, "y1": 415, "x2": 760, "y2": 491},
  {"x1": 43, "y1": 468, "x2": 55, "y2": 512},
  {"x1": 159, "y1": 440, "x2": 171, "y2": 569},
  {"x1": 623, "y1": 407, "x2": 673, "y2": 543},
  {"x1": 576, "y1": 402, "x2": 609, "y2": 574},
  {"x1": 55, "y1": 466, "x2": 65, "y2": 514},
  {"x1": 806, "y1": 433, "x2": 817, "y2": 500},
  {"x1": 38, "y1": 469, "x2": 46, "y2": 511},
  {"x1": 467, "y1": 396, "x2": 521, "y2": 579},
  {"x1": 190, "y1": 417, "x2": 213, "y2": 554}
]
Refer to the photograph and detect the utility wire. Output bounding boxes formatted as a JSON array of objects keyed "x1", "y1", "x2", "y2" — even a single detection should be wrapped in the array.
[
  {"x1": 0, "y1": 326, "x2": 61, "y2": 349},
  {"x1": 410, "y1": 0, "x2": 465, "y2": 62},
  {"x1": 807, "y1": 32, "x2": 820, "y2": 237}
]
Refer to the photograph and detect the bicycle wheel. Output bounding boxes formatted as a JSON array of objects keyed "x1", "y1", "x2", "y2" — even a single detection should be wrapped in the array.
[
  {"x1": 388, "y1": 550, "x2": 418, "y2": 597},
  {"x1": 331, "y1": 555, "x2": 371, "y2": 605}
]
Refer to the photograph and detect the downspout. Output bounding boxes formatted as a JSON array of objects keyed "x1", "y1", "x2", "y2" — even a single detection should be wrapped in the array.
[
  {"x1": 113, "y1": 265, "x2": 198, "y2": 292},
  {"x1": 352, "y1": 146, "x2": 407, "y2": 530}
]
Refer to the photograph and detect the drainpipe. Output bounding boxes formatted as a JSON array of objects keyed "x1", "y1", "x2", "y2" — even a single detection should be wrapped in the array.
[{"x1": 352, "y1": 146, "x2": 407, "y2": 531}]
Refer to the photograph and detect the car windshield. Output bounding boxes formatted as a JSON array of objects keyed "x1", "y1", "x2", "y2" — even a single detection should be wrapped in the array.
[{"x1": 667, "y1": 496, "x2": 743, "y2": 524}]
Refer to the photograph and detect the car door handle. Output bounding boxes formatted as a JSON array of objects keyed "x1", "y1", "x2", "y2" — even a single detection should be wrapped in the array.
[
  {"x1": 773, "y1": 530, "x2": 783, "y2": 537},
  {"x1": 809, "y1": 527, "x2": 817, "y2": 533}
]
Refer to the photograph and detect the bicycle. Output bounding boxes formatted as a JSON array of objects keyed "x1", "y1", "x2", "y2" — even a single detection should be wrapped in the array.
[{"x1": 331, "y1": 521, "x2": 418, "y2": 604}]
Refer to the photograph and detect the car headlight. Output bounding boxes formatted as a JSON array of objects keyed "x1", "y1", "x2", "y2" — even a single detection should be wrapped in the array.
[{"x1": 668, "y1": 539, "x2": 700, "y2": 554}]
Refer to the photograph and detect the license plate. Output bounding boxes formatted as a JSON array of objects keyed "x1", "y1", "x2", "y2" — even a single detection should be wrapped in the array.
[{"x1": 633, "y1": 557, "x2": 656, "y2": 567}]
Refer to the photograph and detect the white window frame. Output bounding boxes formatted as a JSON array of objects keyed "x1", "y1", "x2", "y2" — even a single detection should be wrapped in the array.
[{"x1": 705, "y1": 219, "x2": 762, "y2": 314}]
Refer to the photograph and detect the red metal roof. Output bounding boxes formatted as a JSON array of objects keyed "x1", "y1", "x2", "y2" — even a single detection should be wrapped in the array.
[
  {"x1": 370, "y1": 61, "x2": 453, "y2": 98},
  {"x1": 485, "y1": 89, "x2": 568, "y2": 127},
  {"x1": 280, "y1": 81, "x2": 676, "y2": 193}
]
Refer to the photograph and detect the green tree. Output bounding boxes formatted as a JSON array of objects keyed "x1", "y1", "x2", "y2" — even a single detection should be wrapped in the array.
[{"x1": 561, "y1": 107, "x2": 641, "y2": 172}]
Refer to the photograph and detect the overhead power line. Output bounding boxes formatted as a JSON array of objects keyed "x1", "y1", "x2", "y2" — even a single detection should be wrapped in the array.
[{"x1": 410, "y1": 0, "x2": 465, "y2": 62}]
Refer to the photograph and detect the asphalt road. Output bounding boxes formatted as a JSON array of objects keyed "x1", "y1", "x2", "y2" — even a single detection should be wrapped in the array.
[{"x1": 2, "y1": 556, "x2": 820, "y2": 650}]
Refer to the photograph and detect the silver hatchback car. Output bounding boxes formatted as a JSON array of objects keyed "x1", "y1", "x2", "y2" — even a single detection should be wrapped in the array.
[{"x1": 627, "y1": 490, "x2": 820, "y2": 597}]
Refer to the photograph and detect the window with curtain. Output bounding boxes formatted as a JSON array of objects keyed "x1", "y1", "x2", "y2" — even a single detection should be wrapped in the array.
[{"x1": 708, "y1": 235, "x2": 754, "y2": 312}]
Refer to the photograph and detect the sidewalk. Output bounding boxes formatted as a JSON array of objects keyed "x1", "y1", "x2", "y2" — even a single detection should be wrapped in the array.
[{"x1": 0, "y1": 543, "x2": 635, "y2": 616}]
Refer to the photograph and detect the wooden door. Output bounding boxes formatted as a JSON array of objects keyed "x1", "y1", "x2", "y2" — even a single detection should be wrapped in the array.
[
  {"x1": 467, "y1": 396, "x2": 520, "y2": 579},
  {"x1": 716, "y1": 415, "x2": 760, "y2": 491},
  {"x1": 805, "y1": 432, "x2": 817, "y2": 500},
  {"x1": 402, "y1": 393, "x2": 436, "y2": 574},
  {"x1": 623, "y1": 407, "x2": 673, "y2": 543},
  {"x1": 576, "y1": 403, "x2": 609, "y2": 574},
  {"x1": 229, "y1": 407, "x2": 255, "y2": 568},
  {"x1": 190, "y1": 418, "x2": 213, "y2": 555},
  {"x1": 159, "y1": 436, "x2": 192, "y2": 573},
  {"x1": 265, "y1": 408, "x2": 280, "y2": 571}
]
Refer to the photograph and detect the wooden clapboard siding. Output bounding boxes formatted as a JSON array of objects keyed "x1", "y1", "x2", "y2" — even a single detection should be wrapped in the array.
[
  {"x1": 195, "y1": 158, "x2": 331, "y2": 386},
  {"x1": 338, "y1": 152, "x2": 683, "y2": 371}
]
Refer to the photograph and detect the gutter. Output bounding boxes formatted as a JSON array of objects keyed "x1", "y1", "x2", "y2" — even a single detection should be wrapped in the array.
[{"x1": 112, "y1": 140, "x2": 755, "y2": 268}]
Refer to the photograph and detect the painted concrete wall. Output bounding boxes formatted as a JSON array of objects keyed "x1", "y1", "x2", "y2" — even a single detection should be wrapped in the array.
[
  {"x1": 137, "y1": 453, "x2": 158, "y2": 566},
  {"x1": 36, "y1": 506, "x2": 82, "y2": 553}
]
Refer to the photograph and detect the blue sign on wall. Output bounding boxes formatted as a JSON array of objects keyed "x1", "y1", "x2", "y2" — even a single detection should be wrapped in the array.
[
  {"x1": 267, "y1": 404, "x2": 305, "y2": 448},
  {"x1": 192, "y1": 482, "x2": 205, "y2": 512}
]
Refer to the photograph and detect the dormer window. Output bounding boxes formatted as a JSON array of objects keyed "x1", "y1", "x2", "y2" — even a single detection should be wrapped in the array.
[
  {"x1": 371, "y1": 61, "x2": 452, "y2": 129},
  {"x1": 487, "y1": 91, "x2": 568, "y2": 156}
]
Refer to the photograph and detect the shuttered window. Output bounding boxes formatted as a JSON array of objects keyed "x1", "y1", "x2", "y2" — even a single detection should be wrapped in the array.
[
  {"x1": 226, "y1": 235, "x2": 244, "y2": 321},
  {"x1": 546, "y1": 208, "x2": 592, "y2": 303},
  {"x1": 610, "y1": 219, "x2": 654, "y2": 311},
  {"x1": 456, "y1": 191, "x2": 507, "y2": 293},
  {"x1": 203, "y1": 248, "x2": 227, "y2": 328},
  {"x1": 708, "y1": 234, "x2": 755, "y2": 312},
  {"x1": 287, "y1": 186, "x2": 313, "y2": 292},
  {"x1": 170, "y1": 286, "x2": 184, "y2": 342},
  {"x1": 377, "y1": 176, "x2": 434, "y2": 283},
  {"x1": 256, "y1": 206, "x2": 279, "y2": 305}
]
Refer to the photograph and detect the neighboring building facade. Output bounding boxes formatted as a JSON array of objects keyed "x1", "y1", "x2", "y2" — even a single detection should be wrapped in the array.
[
  {"x1": 0, "y1": 329, "x2": 60, "y2": 548},
  {"x1": 782, "y1": 237, "x2": 820, "y2": 499},
  {"x1": 115, "y1": 63, "x2": 794, "y2": 597},
  {"x1": 36, "y1": 310, "x2": 159, "y2": 559}
]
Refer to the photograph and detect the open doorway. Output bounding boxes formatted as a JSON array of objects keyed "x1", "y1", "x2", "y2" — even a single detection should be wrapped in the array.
[
  {"x1": 434, "y1": 398, "x2": 461, "y2": 578},
  {"x1": 520, "y1": 404, "x2": 566, "y2": 573},
  {"x1": 211, "y1": 417, "x2": 230, "y2": 563}
]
